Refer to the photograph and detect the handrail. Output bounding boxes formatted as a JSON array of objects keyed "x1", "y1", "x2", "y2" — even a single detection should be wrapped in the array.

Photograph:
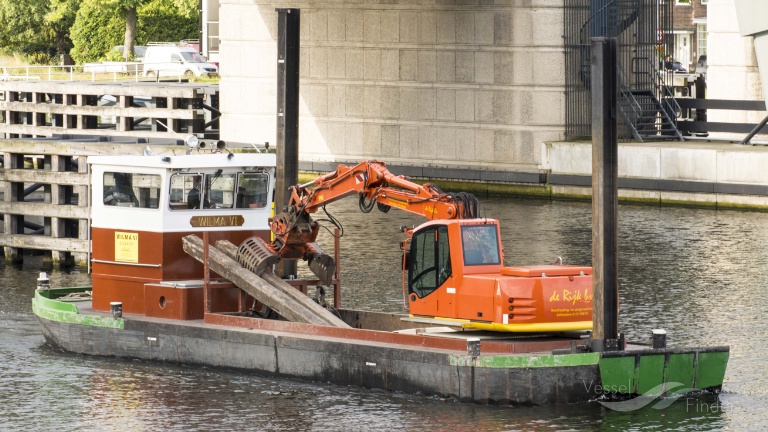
[
  {"x1": 618, "y1": 69, "x2": 642, "y2": 120},
  {"x1": 631, "y1": 56, "x2": 682, "y2": 118},
  {"x1": 0, "y1": 63, "x2": 220, "y2": 83}
]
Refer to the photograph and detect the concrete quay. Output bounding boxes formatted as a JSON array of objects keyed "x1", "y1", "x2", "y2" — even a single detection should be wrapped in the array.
[{"x1": 300, "y1": 139, "x2": 768, "y2": 211}]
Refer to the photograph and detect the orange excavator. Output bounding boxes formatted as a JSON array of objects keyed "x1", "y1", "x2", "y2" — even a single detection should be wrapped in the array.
[{"x1": 249, "y1": 160, "x2": 593, "y2": 332}]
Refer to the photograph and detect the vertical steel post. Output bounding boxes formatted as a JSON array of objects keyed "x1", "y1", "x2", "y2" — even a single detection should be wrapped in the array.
[
  {"x1": 591, "y1": 37, "x2": 620, "y2": 352},
  {"x1": 203, "y1": 231, "x2": 211, "y2": 314},
  {"x1": 275, "y1": 8, "x2": 300, "y2": 279},
  {"x1": 333, "y1": 228, "x2": 341, "y2": 309}
]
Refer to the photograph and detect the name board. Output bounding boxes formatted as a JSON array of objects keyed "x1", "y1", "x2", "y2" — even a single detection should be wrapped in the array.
[
  {"x1": 190, "y1": 215, "x2": 245, "y2": 227},
  {"x1": 115, "y1": 231, "x2": 139, "y2": 263}
]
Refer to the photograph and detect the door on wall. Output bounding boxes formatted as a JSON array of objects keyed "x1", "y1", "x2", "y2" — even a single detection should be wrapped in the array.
[{"x1": 675, "y1": 33, "x2": 692, "y2": 70}]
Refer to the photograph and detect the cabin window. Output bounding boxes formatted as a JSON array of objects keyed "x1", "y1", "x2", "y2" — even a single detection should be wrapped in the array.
[
  {"x1": 169, "y1": 172, "x2": 268, "y2": 210},
  {"x1": 103, "y1": 172, "x2": 160, "y2": 209},
  {"x1": 236, "y1": 173, "x2": 270, "y2": 208},
  {"x1": 207, "y1": 172, "x2": 236, "y2": 208},
  {"x1": 170, "y1": 174, "x2": 206, "y2": 209},
  {"x1": 408, "y1": 225, "x2": 450, "y2": 298},
  {"x1": 461, "y1": 225, "x2": 501, "y2": 265}
]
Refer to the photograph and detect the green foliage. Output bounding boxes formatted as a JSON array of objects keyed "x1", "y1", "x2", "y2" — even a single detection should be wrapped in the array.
[
  {"x1": 137, "y1": 0, "x2": 198, "y2": 44},
  {"x1": 70, "y1": 0, "x2": 198, "y2": 64},
  {"x1": 23, "y1": 52, "x2": 59, "y2": 65},
  {"x1": 69, "y1": 0, "x2": 126, "y2": 64},
  {"x1": 0, "y1": 0, "x2": 56, "y2": 56},
  {"x1": 45, "y1": 0, "x2": 80, "y2": 54}
]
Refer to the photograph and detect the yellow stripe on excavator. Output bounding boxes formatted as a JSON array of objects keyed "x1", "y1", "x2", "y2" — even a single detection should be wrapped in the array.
[{"x1": 408, "y1": 315, "x2": 593, "y2": 333}]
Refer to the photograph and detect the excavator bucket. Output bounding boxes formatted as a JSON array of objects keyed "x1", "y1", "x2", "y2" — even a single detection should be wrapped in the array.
[
  {"x1": 237, "y1": 236, "x2": 280, "y2": 276},
  {"x1": 305, "y1": 243, "x2": 336, "y2": 285}
]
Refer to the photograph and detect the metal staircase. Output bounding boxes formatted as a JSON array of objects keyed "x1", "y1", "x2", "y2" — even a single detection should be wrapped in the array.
[
  {"x1": 618, "y1": 64, "x2": 683, "y2": 141},
  {"x1": 565, "y1": 0, "x2": 682, "y2": 142}
]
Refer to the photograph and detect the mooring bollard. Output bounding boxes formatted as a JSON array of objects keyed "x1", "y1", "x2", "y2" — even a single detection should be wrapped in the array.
[
  {"x1": 36, "y1": 272, "x2": 50, "y2": 290},
  {"x1": 467, "y1": 338, "x2": 481, "y2": 358},
  {"x1": 652, "y1": 329, "x2": 667, "y2": 349},
  {"x1": 110, "y1": 302, "x2": 123, "y2": 318}
]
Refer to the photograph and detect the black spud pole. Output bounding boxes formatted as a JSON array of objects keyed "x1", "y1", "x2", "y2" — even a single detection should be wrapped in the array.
[
  {"x1": 275, "y1": 8, "x2": 300, "y2": 279},
  {"x1": 590, "y1": 37, "x2": 620, "y2": 352}
]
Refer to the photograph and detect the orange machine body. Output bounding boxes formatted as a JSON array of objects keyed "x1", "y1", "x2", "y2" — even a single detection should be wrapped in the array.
[{"x1": 404, "y1": 219, "x2": 593, "y2": 332}]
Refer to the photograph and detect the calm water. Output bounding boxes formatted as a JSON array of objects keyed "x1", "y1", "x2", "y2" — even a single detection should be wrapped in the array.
[{"x1": 2, "y1": 197, "x2": 767, "y2": 431}]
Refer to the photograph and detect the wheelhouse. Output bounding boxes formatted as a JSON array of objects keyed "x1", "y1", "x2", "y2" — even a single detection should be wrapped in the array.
[{"x1": 88, "y1": 153, "x2": 276, "y2": 316}]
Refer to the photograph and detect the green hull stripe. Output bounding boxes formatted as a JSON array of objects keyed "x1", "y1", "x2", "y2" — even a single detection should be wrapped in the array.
[
  {"x1": 32, "y1": 291, "x2": 123, "y2": 329},
  {"x1": 450, "y1": 352, "x2": 601, "y2": 368}
]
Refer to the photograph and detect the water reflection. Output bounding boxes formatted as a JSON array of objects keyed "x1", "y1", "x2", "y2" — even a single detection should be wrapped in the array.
[{"x1": 1, "y1": 198, "x2": 767, "y2": 430}]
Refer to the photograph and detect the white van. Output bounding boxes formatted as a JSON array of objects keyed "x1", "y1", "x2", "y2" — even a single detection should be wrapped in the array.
[{"x1": 143, "y1": 46, "x2": 218, "y2": 78}]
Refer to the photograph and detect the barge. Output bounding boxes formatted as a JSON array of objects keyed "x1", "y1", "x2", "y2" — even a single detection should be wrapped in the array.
[{"x1": 32, "y1": 149, "x2": 729, "y2": 406}]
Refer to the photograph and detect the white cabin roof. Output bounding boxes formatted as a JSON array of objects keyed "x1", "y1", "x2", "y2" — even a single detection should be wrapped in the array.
[{"x1": 88, "y1": 153, "x2": 276, "y2": 170}]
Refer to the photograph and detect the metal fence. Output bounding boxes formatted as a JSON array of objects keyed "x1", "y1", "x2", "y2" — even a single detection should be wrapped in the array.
[
  {"x1": 564, "y1": 0, "x2": 674, "y2": 140},
  {"x1": 1, "y1": 64, "x2": 219, "y2": 83}
]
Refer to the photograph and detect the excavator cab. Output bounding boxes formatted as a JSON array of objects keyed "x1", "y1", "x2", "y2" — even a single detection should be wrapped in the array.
[
  {"x1": 405, "y1": 219, "x2": 504, "y2": 315},
  {"x1": 405, "y1": 218, "x2": 593, "y2": 332}
]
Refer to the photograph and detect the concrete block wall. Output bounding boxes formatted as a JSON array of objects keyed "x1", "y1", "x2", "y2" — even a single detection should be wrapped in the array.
[
  {"x1": 219, "y1": 1, "x2": 566, "y2": 170},
  {"x1": 545, "y1": 141, "x2": 768, "y2": 185},
  {"x1": 707, "y1": 0, "x2": 764, "y2": 126}
]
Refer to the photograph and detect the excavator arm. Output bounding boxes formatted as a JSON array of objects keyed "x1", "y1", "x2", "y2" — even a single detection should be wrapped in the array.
[
  {"x1": 282, "y1": 160, "x2": 477, "y2": 220},
  {"x1": 248, "y1": 160, "x2": 478, "y2": 284}
]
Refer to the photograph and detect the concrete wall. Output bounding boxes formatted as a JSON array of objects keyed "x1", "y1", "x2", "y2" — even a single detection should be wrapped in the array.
[
  {"x1": 707, "y1": 0, "x2": 764, "y2": 125},
  {"x1": 219, "y1": 1, "x2": 565, "y2": 171},
  {"x1": 544, "y1": 141, "x2": 768, "y2": 208}
]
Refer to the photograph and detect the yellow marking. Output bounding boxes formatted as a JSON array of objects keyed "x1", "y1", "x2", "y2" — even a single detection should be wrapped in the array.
[
  {"x1": 408, "y1": 315, "x2": 592, "y2": 332},
  {"x1": 461, "y1": 321, "x2": 593, "y2": 332},
  {"x1": 114, "y1": 231, "x2": 139, "y2": 263},
  {"x1": 387, "y1": 200, "x2": 407, "y2": 209}
]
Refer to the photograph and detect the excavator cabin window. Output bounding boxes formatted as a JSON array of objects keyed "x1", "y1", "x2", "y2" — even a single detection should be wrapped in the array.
[
  {"x1": 408, "y1": 225, "x2": 451, "y2": 298},
  {"x1": 461, "y1": 225, "x2": 501, "y2": 266}
]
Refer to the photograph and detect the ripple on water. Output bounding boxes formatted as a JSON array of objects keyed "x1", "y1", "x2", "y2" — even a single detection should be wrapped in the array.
[{"x1": 1, "y1": 200, "x2": 767, "y2": 431}]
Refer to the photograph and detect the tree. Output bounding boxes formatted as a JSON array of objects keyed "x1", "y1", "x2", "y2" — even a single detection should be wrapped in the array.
[
  {"x1": 69, "y1": 0, "x2": 125, "y2": 63},
  {"x1": 70, "y1": 0, "x2": 198, "y2": 64},
  {"x1": 95, "y1": 0, "x2": 146, "y2": 60},
  {"x1": 101, "y1": 0, "x2": 196, "y2": 60},
  {"x1": 0, "y1": 0, "x2": 55, "y2": 55},
  {"x1": 137, "y1": 0, "x2": 198, "y2": 44},
  {"x1": 45, "y1": 0, "x2": 80, "y2": 55}
]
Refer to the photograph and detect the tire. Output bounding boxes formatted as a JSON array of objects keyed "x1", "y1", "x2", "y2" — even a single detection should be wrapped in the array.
[
  {"x1": 146, "y1": 71, "x2": 156, "y2": 79},
  {"x1": 184, "y1": 70, "x2": 194, "y2": 78}
]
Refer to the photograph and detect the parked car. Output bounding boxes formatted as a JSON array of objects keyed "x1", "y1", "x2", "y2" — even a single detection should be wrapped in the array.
[
  {"x1": 111, "y1": 45, "x2": 147, "y2": 61},
  {"x1": 143, "y1": 45, "x2": 218, "y2": 79}
]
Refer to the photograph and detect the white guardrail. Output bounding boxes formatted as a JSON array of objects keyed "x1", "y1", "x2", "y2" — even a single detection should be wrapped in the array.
[{"x1": 0, "y1": 63, "x2": 217, "y2": 83}]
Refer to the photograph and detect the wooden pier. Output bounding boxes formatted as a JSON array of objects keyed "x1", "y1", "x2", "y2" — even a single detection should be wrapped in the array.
[
  {"x1": 0, "y1": 81, "x2": 219, "y2": 140},
  {"x1": 0, "y1": 138, "x2": 198, "y2": 265},
  {"x1": 0, "y1": 80, "x2": 221, "y2": 265}
]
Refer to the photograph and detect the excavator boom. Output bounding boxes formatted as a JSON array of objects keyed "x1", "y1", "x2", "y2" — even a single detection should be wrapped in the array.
[
  {"x1": 248, "y1": 160, "x2": 478, "y2": 283},
  {"x1": 287, "y1": 160, "x2": 476, "y2": 220}
]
